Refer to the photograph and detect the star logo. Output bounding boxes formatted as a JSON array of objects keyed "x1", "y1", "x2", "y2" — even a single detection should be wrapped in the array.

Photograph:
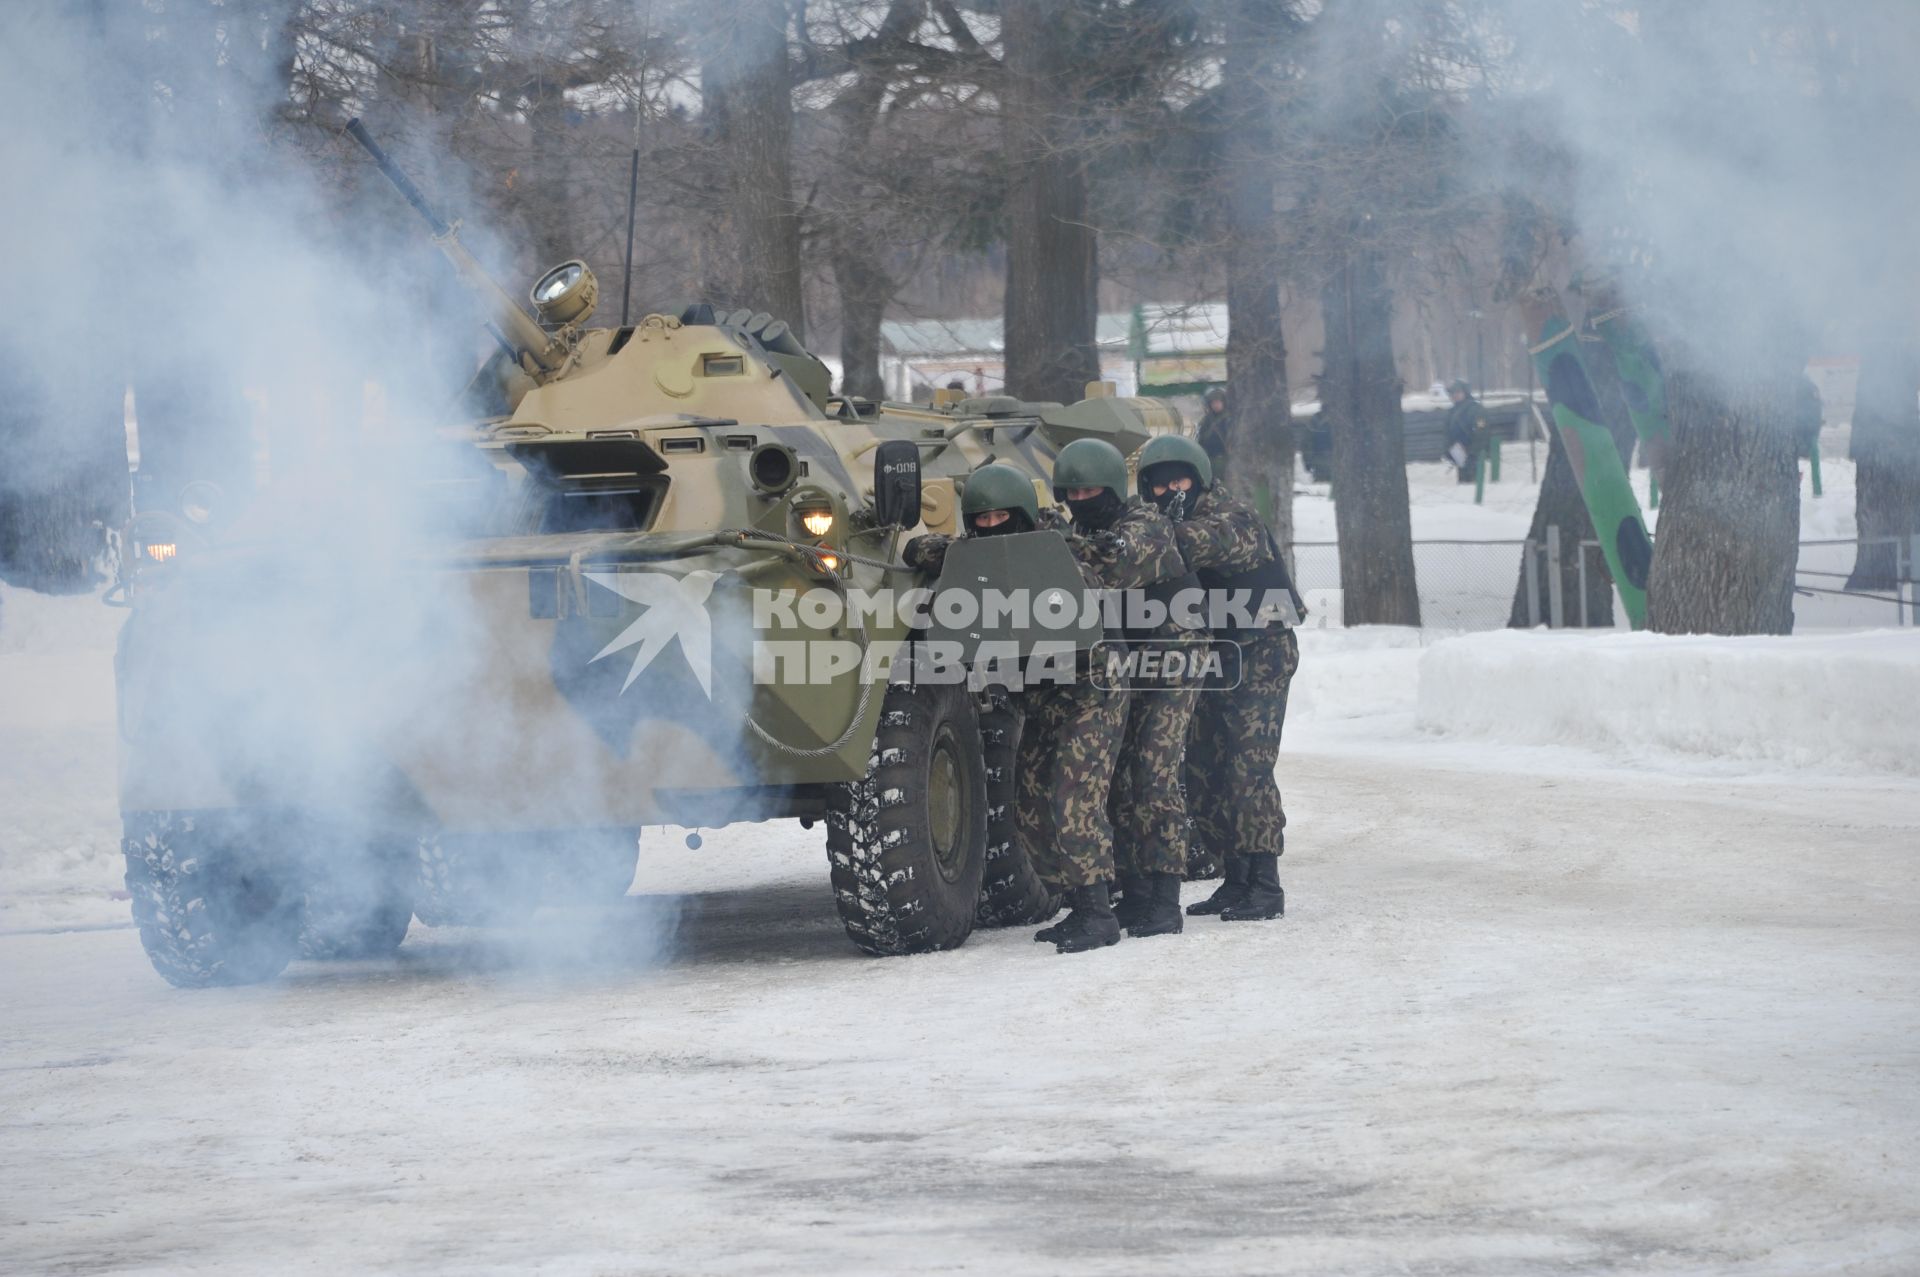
[{"x1": 583, "y1": 569, "x2": 720, "y2": 697}]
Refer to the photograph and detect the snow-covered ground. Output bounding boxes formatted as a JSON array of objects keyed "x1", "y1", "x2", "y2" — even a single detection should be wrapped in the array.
[
  {"x1": 4, "y1": 471, "x2": 1919, "y2": 1271},
  {"x1": 0, "y1": 585, "x2": 125, "y2": 933}
]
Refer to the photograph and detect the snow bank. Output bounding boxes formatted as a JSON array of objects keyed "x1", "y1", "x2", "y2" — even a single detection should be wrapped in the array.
[
  {"x1": 1417, "y1": 627, "x2": 1920, "y2": 774},
  {"x1": 1288, "y1": 626, "x2": 1426, "y2": 729}
]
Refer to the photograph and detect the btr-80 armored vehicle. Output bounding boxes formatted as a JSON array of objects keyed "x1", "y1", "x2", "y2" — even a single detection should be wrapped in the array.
[{"x1": 113, "y1": 122, "x2": 1178, "y2": 986}]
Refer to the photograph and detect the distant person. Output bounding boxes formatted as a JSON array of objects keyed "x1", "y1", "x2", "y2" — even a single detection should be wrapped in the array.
[
  {"x1": 1196, "y1": 385, "x2": 1233, "y2": 475},
  {"x1": 1444, "y1": 378, "x2": 1489, "y2": 484}
]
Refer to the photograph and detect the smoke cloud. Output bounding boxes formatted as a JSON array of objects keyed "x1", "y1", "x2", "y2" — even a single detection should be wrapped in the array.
[
  {"x1": 0, "y1": 5, "x2": 702, "y2": 977},
  {"x1": 1473, "y1": 0, "x2": 1920, "y2": 368}
]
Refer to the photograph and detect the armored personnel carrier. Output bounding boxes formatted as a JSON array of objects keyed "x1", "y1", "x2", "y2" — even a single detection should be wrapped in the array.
[{"x1": 112, "y1": 122, "x2": 1178, "y2": 986}]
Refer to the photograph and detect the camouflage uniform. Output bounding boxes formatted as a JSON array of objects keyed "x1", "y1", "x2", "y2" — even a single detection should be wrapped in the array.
[
  {"x1": 1172, "y1": 484, "x2": 1300, "y2": 861},
  {"x1": 1074, "y1": 500, "x2": 1201, "y2": 880},
  {"x1": 904, "y1": 528, "x2": 1127, "y2": 891},
  {"x1": 1013, "y1": 673, "x2": 1129, "y2": 890}
]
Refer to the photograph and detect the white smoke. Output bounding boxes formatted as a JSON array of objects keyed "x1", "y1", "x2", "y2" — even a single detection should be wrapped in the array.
[
  {"x1": 0, "y1": 5, "x2": 687, "y2": 977},
  {"x1": 1475, "y1": 0, "x2": 1920, "y2": 367}
]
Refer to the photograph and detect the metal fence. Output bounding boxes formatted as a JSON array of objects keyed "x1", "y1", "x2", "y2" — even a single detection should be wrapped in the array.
[
  {"x1": 1292, "y1": 535, "x2": 1920, "y2": 632},
  {"x1": 1789, "y1": 537, "x2": 1920, "y2": 629},
  {"x1": 1293, "y1": 540, "x2": 1529, "y2": 631}
]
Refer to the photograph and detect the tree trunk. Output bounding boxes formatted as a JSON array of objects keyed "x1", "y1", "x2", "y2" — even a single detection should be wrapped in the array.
[
  {"x1": 1645, "y1": 365, "x2": 1802, "y2": 634},
  {"x1": 699, "y1": 1, "x2": 805, "y2": 337},
  {"x1": 1220, "y1": 0, "x2": 1292, "y2": 553},
  {"x1": 1322, "y1": 249, "x2": 1420, "y2": 626},
  {"x1": 833, "y1": 246, "x2": 890, "y2": 401},
  {"x1": 1000, "y1": 0, "x2": 1099, "y2": 405},
  {"x1": 823, "y1": 2, "x2": 921, "y2": 402},
  {"x1": 1845, "y1": 342, "x2": 1920, "y2": 591}
]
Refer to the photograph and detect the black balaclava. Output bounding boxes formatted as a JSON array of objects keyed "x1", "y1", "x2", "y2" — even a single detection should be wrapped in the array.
[
  {"x1": 969, "y1": 508, "x2": 1035, "y2": 538},
  {"x1": 1065, "y1": 488, "x2": 1125, "y2": 531},
  {"x1": 1140, "y1": 463, "x2": 1202, "y2": 519}
]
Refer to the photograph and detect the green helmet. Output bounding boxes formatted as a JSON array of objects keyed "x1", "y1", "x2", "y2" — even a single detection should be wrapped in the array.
[
  {"x1": 1134, "y1": 433, "x2": 1213, "y2": 496},
  {"x1": 1051, "y1": 438, "x2": 1128, "y2": 501},
  {"x1": 961, "y1": 463, "x2": 1040, "y2": 522}
]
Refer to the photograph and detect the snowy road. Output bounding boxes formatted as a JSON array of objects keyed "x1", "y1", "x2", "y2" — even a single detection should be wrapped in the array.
[{"x1": 6, "y1": 749, "x2": 1918, "y2": 1275}]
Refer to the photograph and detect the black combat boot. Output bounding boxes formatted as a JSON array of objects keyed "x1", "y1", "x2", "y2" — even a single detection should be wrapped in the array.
[
  {"x1": 1045, "y1": 884, "x2": 1122, "y2": 953},
  {"x1": 1219, "y1": 853, "x2": 1284, "y2": 921},
  {"x1": 1186, "y1": 854, "x2": 1250, "y2": 916},
  {"x1": 1033, "y1": 881, "x2": 1097, "y2": 943},
  {"x1": 1126, "y1": 872, "x2": 1185, "y2": 938},
  {"x1": 1185, "y1": 847, "x2": 1222, "y2": 882},
  {"x1": 1111, "y1": 873, "x2": 1152, "y2": 930}
]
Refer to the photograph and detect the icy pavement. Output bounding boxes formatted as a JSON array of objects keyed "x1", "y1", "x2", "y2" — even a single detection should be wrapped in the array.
[
  {"x1": 4, "y1": 560, "x2": 1919, "y2": 1273},
  {"x1": 5, "y1": 751, "x2": 1918, "y2": 1274}
]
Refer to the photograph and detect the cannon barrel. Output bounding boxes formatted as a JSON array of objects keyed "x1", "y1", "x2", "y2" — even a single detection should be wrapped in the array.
[{"x1": 344, "y1": 118, "x2": 562, "y2": 377}]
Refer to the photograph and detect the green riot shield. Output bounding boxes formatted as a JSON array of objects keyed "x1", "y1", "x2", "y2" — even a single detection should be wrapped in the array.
[{"x1": 926, "y1": 531, "x2": 1104, "y2": 670}]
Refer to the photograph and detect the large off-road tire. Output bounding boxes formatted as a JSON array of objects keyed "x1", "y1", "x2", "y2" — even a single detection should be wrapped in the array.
[
  {"x1": 973, "y1": 699, "x2": 1059, "y2": 928},
  {"x1": 123, "y1": 812, "x2": 303, "y2": 989},
  {"x1": 415, "y1": 831, "x2": 534, "y2": 928},
  {"x1": 414, "y1": 829, "x2": 638, "y2": 927},
  {"x1": 299, "y1": 840, "x2": 414, "y2": 960},
  {"x1": 828, "y1": 680, "x2": 988, "y2": 956}
]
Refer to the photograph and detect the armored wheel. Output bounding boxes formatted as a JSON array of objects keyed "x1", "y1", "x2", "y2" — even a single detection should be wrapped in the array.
[
  {"x1": 414, "y1": 828, "x2": 638, "y2": 927},
  {"x1": 827, "y1": 680, "x2": 988, "y2": 955},
  {"x1": 299, "y1": 839, "x2": 415, "y2": 960},
  {"x1": 123, "y1": 811, "x2": 303, "y2": 988},
  {"x1": 973, "y1": 698, "x2": 1058, "y2": 928}
]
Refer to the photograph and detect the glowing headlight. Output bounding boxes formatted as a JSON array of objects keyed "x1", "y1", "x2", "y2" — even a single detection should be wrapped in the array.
[
  {"x1": 142, "y1": 542, "x2": 178, "y2": 563},
  {"x1": 530, "y1": 259, "x2": 598, "y2": 328},
  {"x1": 800, "y1": 508, "x2": 835, "y2": 537},
  {"x1": 813, "y1": 551, "x2": 840, "y2": 573},
  {"x1": 533, "y1": 263, "x2": 580, "y2": 303},
  {"x1": 179, "y1": 480, "x2": 222, "y2": 525}
]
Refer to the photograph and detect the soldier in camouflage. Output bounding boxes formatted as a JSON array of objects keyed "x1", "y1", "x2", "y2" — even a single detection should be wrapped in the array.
[
  {"x1": 1135, "y1": 434, "x2": 1301, "y2": 922},
  {"x1": 1052, "y1": 438, "x2": 1200, "y2": 940},
  {"x1": 903, "y1": 463, "x2": 1130, "y2": 954}
]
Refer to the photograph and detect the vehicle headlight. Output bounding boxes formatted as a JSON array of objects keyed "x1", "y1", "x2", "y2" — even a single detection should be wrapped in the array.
[
  {"x1": 530, "y1": 259, "x2": 598, "y2": 328},
  {"x1": 127, "y1": 512, "x2": 193, "y2": 574},
  {"x1": 178, "y1": 480, "x2": 222, "y2": 525},
  {"x1": 800, "y1": 507, "x2": 835, "y2": 537}
]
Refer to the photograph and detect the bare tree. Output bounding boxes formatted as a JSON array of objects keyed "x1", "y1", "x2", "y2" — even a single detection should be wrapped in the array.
[
  {"x1": 1646, "y1": 359, "x2": 1804, "y2": 634},
  {"x1": 1218, "y1": 0, "x2": 1301, "y2": 550},
  {"x1": 998, "y1": 0, "x2": 1100, "y2": 403},
  {"x1": 1321, "y1": 240, "x2": 1421, "y2": 624},
  {"x1": 693, "y1": 0, "x2": 805, "y2": 333},
  {"x1": 1292, "y1": 0, "x2": 1476, "y2": 625},
  {"x1": 1843, "y1": 343, "x2": 1920, "y2": 591}
]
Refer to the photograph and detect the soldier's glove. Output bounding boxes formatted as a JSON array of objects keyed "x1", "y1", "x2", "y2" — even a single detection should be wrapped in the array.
[
  {"x1": 903, "y1": 534, "x2": 942, "y2": 571},
  {"x1": 1164, "y1": 490, "x2": 1191, "y2": 523}
]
